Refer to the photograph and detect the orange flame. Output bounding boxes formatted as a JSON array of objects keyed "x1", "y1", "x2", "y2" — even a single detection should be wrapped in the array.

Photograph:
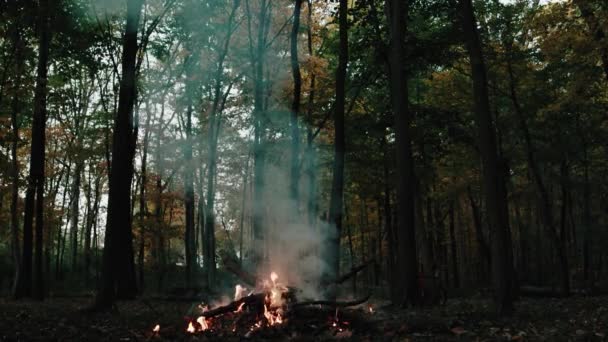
[
  {"x1": 196, "y1": 316, "x2": 209, "y2": 331},
  {"x1": 153, "y1": 324, "x2": 160, "y2": 333},
  {"x1": 186, "y1": 322, "x2": 196, "y2": 333}
]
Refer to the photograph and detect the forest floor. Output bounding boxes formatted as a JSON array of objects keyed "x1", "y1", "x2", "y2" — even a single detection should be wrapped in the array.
[{"x1": 0, "y1": 294, "x2": 607, "y2": 341}]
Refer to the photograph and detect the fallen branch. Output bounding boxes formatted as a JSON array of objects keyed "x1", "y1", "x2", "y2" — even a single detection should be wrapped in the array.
[{"x1": 333, "y1": 260, "x2": 375, "y2": 285}]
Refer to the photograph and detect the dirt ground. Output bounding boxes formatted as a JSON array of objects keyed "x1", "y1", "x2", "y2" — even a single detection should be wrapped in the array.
[{"x1": 0, "y1": 294, "x2": 606, "y2": 341}]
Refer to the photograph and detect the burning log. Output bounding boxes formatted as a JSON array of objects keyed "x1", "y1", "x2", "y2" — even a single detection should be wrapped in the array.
[
  {"x1": 200, "y1": 293, "x2": 266, "y2": 318},
  {"x1": 158, "y1": 270, "x2": 375, "y2": 338}
]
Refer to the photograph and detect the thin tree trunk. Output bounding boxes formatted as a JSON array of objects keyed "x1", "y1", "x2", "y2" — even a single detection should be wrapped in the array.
[
  {"x1": 203, "y1": 0, "x2": 240, "y2": 287},
  {"x1": 289, "y1": 0, "x2": 303, "y2": 208},
  {"x1": 449, "y1": 201, "x2": 459, "y2": 288},
  {"x1": 249, "y1": 0, "x2": 270, "y2": 271},
  {"x1": 305, "y1": 0, "x2": 317, "y2": 229},
  {"x1": 459, "y1": 0, "x2": 514, "y2": 314},
  {"x1": 183, "y1": 48, "x2": 196, "y2": 287},
  {"x1": 345, "y1": 205, "x2": 356, "y2": 295},
  {"x1": 239, "y1": 153, "x2": 251, "y2": 265},
  {"x1": 505, "y1": 38, "x2": 569, "y2": 295},
  {"x1": 69, "y1": 161, "x2": 83, "y2": 271},
  {"x1": 55, "y1": 164, "x2": 71, "y2": 280},
  {"x1": 9, "y1": 23, "x2": 24, "y2": 296},
  {"x1": 324, "y1": 0, "x2": 348, "y2": 299},
  {"x1": 138, "y1": 110, "x2": 151, "y2": 292}
]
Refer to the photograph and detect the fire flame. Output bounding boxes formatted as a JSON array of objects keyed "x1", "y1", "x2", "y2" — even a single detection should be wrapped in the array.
[
  {"x1": 263, "y1": 304, "x2": 283, "y2": 326},
  {"x1": 197, "y1": 316, "x2": 209, "y2": 331},
  {"x1": 186, "y1": 322, "x2": 196, "y2": 333},
  {"x1": 368, "y1": 305, "x2": 374, "y2": 314},
  {"x1": 152, "y1": 324, "x2": 160, "y2": 333},
  {"x1": 235, "y1": 302, "x2": 245, "y2": 313}
]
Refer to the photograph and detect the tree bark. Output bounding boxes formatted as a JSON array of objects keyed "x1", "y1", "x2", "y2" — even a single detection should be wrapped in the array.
[
  {"x1": 69, "y1": 160, "x2": 83, "y2": 271},
  {"x1": 249, "y1": 0, "x2": 270, "y2": 271},
  {"x1": 183, "y1": 51, "x2": 196, "y2": 288},
  {"x1": 138, "y1": 110, "x2": 151, "y2": 291},
  {"x1": 459, "y1": 0, "x2": 514, "y2": 315},
  {"x1": 385, "y1": 0, "x2": 420, "y2": 306},
  {"x1": 15, "y1": 0, "x2": 52, "y2": 300},
  {"x1": 305, "y1": 0, "x2": 317, "y2": 228},
  {"x1": 449, "y1": 201, "x2": 459, "y2": 288},
  {"x1": 95, "y1": 0, "x2": 144, "y2": 308},
  {"x1": 324, "y1": 0, "x2": 348, "y2": 299},
  {"x1": 203, "y1": 0, "x2": 240, "y2": 288},
  {"x1": 9, "y1": 23, "x2": 24, "y2": 297},
  {"x1": 289, "y1": 0, "x2": 303, "y2": 209}
]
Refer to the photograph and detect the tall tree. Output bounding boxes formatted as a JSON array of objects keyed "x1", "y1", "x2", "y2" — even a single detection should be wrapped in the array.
[
  {"x1": 182, "y1": 47, "x2": 197, "y2": 288},
  {"x1": 249, "y1": 0, "x2": 270, "y2": 270},
  {"x1": 9, "y1": 20, "x2": 25, "y2": 297},
  {"x1": 95, "y1": 0, "x2": 144, "y2": 309},
  {"x1": 15, "y1": 0, "x2": 53, "y2": 300},
  {"x1": 325, "y1": 0, "x2": 348, "y2": 296},
  {"x1": 458, "y1": 0, "x2": 514, "y2": 315},
  {"x1": 289, "y1": 0, "x2": 303, "y2": 209},
  {"x1": 203, "y1": 0, "x2": 240, "y2": 288},
  {"x1": 385, "y1": 0, "x2": 420, "y2": 306}
]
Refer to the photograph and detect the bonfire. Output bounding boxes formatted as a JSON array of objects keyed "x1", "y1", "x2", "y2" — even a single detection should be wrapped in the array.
[{"x1": 152, "y1": 260, "x2": 374, "y2": 339}]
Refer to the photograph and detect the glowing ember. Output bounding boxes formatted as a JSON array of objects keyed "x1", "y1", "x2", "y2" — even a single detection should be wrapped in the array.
[
  {"x1": 152, "y1": 324, "x2": 160, "y2": 333},
  {"x1": 263, "y1": 304, "x2": 284, "y2": 326},
  {"x1": 235, "y1": 302, "x2": 246, "y2": 313},
  {"x1": 368, "y1": 305, "x2": 374, "y2": 314},
  {"x1": 186, "y1": 322, "x2": 196, "y2": 333},
  {"x1": 196, "y1": 316, "x2": 209, "y2": 331}
]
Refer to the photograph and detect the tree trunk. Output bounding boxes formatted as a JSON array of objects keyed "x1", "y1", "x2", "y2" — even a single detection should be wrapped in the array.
[
  {"x1": 95, "y1": 0, "x2": 144, "y2": 309},
  {"x1": 459, "y1": 0, "x2": 514, "y2": 315},
  {"x1": 69, "y1": 161, "x2": 83, "y2": 271},
  {"x1": 9, "y1": 23, "x2": 24, "y2": 297},
  {"x1": 203, "y1": 0, "x2": 239, "y2": 287},
  {"x1": 138, "y1": 111, "x2": 151, "y2": 292},
  {"x1": 449, "y1": 201, "x2": 459, "y2": 288},
  {"x1": 183, "y1": 52, "x2": 196, "y2": 288},
  {"x1": 84, "y1": 171, "x2": 101, "y2": 283},
  {"x1": 386, "y1": 0, "x2": 420, "y2": 306},
  {"x1": 249, "y1": 0, "x2": 270, "y2": 271},
  {"x1": 324, "y1": 0, "x2": 348, "y2": 299},
  {"x1": 505, "y1": 38, "x2": 569, "y2": 295},
  {"x1": 305, "y1": 0, "x2": 317, "y2": 228},
  {"x1": 239, "y1": 153, "x2": 251, "y2": 265},
  {"x1": 289, "y1": 0, "x2": 303, "y2": 209},
  {"x1": 15, "y1": 0, "x2": 52, "y2": 300}
]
